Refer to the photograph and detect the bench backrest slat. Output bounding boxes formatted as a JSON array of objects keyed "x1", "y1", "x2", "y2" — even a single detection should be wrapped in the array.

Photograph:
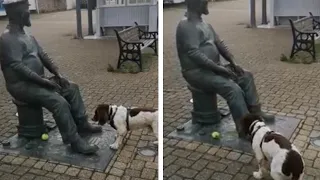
[{"x1": 118, "y1": 26, "x2": 140, "y2": 42}]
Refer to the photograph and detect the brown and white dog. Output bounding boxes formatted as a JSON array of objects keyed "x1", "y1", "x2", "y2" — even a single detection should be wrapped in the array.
[
  {"x1": 92, "y1": 104, "x2": 158, "y2": 150},
  {"x1": 241, "y1": 114, "x2": 304, "y2": 180}
]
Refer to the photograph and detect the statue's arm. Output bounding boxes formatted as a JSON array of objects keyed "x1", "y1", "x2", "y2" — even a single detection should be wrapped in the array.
[
  {"x1": 32, "y1": 36, "x2": 60, "y2": 77},
  {"x1": 0, "y1": 37, "x2": 51, "y2": 86},
  {"x1": 176, "y1": 22, "x2": 224, "y2": 73},
  {"x1": 210, "y1": 26, "x2": 236, "y2": 66}
]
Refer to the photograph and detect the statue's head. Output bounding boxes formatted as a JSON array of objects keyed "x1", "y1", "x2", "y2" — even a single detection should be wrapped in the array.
[
  {"x1": 185, "y1": 0, "x2": 209, "y2": 16},
  {"x1": 3, "y1": 0, "x2": 31, "y2": 27}
]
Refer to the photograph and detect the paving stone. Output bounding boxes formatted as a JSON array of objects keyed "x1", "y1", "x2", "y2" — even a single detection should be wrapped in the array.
[
  {"x1": 109, "y1": 168, "x2": 124, "y2": 177},
  {"x1": 42, "y1": 163, "x2": 56, "y2": 172},
  {"x1": 313, "y1": 158, "x2": 320, "y2": 169},
  {"x1": 22, "y1": 159, "x2": 37, "y2": 167},
  {"x1": 2, "y1": 156, "x2": 15, "y2": 163},
  {"x1": 224, "y1": 162, "x2": 243, "y2": 175},
  {"x1": 113, "y1": 162, "x2": 127, "y2": 170},
  {"x1": 176, "y1": 168, "x2": 198, "y2": 178},
  {"x1": 65, "y1": 167, "x2": 80, "y2": 176},
  {"x1": 125, "y1": 169, "x2": 141, "y2": 178},
  {"x1": 1, "y1": 173, "x2": 20, "y2": 180},
  {"x1": 173, "y1": 158, "x2": 194, "y2": 167},
  {"x1": 167, "y1": 175, "x2": 183, "y2": 180},
  {"x1": 141, "y1": 168, "x2": 156, "y2": 179},
  {"x1": 171, "y1": 149, "x2": 191, "y2": 158},
  {"x1": 216, "y1": 149, "x2": 230, "y2": 158},
  {"x1": 45, "y1": 172, "x2": 60, "y2": 179},
  {"x1": 29, "y1": 169, "x2": 47, "y2": 176},
  {"x1": 19, "y1": 173, "x2": 36, "y2": 180},
  {"x1": 145, "y1": 162, "x2": 157, "y2": 169},
  {"x1": 130, "y1": 160, "x2": 145, "y2": 170},
  {"x1": 226, "y1": 151, "x2": 241, "y2": 161},
  {"x1": 0, "y1": 164, "x2": 17, "y2": 173},
  {"x1": 195, "y1": 145, "x2": 210, "y2": 153},
  {"x1": 91, "y1": 172, "x2": 106, "y2": 180},
  {"x1": 191, "y1": 159, "x2": 209, "y2": 171},
  {"x1": 78, "y1": 169, "x2": 93, "y2": 179},
  {"x1": 207, "y1": 162, "x2": 227, "y2": 171},
  {"x1": 194, "y1": 168, "x2": 214, "y2": 180},
  {"x1": 53, "y1": 165, "x2": 68, "y2": 174},
  {"x1": 304, "y1": 150, "x2": 318, "y2": 160},
  {"x1": 164, "y1": 165, "x2": 180, "y2": 178},
  {"x1": 163, "y1": 155, "x2": 178, "y2": 167},
  {"x1": 238, "y1": 154, "x2": 253, "y2": 164},
  {"x1": 33, "y1": 161, "x2": 46, "y2": 169},
  {"x1": 233, "y1": 173, "x2": 250, "y2": 180},
  {"x1": 13, "y1": 166, "x2": 29, "y2": 176},
  {"x1": 105, "y1": 175, "x2": 121, "y2": 180},
  {"x1": 207, "y1": 147, "x2": 219, "y2": 155},
  {"x1": 211, "y1": 172, "x2": 233, "y2": 180},
  {"x1": 11, "y1": 157, "x2": 26, "y2": 165}
]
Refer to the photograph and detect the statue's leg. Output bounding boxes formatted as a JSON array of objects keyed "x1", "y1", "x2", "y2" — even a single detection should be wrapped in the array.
[
  {"x1": 58, "y1": 81, "x2": 102, "y2": 134},
  {"x1": 11, "y1": 85, "x2": 99, "y2": 154},
  {"x1": 185, "y1": 72, "x2": 249, "y2": 137},
  {"x1": 237, "y1": 70, "x2": 275, "y2": 122}
]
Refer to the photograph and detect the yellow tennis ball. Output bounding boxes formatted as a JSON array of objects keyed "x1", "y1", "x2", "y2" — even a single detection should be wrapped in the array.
[
  {"x1": 41, "y1": 134, "x2": 49, "y2": 141},
  {"x1": 211, "y1": 131, "x2": 220, "y2": 139}
]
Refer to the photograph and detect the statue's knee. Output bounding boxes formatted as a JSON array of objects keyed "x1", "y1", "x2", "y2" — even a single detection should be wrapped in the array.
[
  {"x1": 244, "y1": 70, "x2": 254, "y2": 79},
  {"x1": 51, "y1": 97, "x2": 70, "y2": 113},
  {"x1": 68, "y1": 82, "x2": 80, "y2": 92},
  {"x1": 225, "y1": 85, "x2": 243, "y2": 101}
]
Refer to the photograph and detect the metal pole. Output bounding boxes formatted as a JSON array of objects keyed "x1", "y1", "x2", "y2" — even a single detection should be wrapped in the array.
[
  {"x1": 76, "y1": 0, "x2": 83, "y2": 39},
  {"x1": 88, "y1": 0, "x2": 94, "y2": 35},
  {"x1": 250, "y1": 0, "x2": 256, "y2": 28},
  {"x1": 261, "y1": 0, "x2": 267, "y2": 24}
]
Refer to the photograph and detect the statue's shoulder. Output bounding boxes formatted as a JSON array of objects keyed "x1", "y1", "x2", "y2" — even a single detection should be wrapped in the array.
[{"x1": 0, "y1": 30, "x2": 11, "y2": 43}]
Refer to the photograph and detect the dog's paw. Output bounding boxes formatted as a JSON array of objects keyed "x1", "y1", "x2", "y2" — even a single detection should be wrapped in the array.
[
  {"x1": 110, "y1": 143, "x2": 119, "y2": 150},
  {"x1": 253, "y1": 171, "x2": 263, "y2": 179}
]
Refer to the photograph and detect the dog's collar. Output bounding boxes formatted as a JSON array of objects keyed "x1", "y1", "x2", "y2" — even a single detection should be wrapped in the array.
[{"x1": 251, "y1": 123, "x2": 267, "y2": 139}]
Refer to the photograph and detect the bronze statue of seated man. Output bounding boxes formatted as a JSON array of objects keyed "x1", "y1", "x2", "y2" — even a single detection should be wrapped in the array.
[
  {"x1": 0, "y1": 0, "x2": 101, "y2": 154},
  {"x1": 176, "y1": 0, "x2": 274, "y2": 137}
]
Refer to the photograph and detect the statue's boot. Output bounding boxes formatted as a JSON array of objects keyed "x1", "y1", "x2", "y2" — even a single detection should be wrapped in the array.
[
  {"x1": 70, "y1": 134, "x2": 99, "y2": 154},
  {"x1": 249, "y1": 104, "x2": 275, "y2": 122},
  {"x1": 77, "y1": 116, "x2": 102, "y2": 134}
]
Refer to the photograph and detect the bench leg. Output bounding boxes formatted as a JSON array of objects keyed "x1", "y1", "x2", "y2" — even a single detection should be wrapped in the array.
[
  {"x1": 190, "y1": 90, "x2": 221, "y2": 125},
  {"x1": 149, "y1": 40, "x2": 158, "y2": 56},
  {"x1": 290, "y1": 43, "x2": 297, "y2": 59}
]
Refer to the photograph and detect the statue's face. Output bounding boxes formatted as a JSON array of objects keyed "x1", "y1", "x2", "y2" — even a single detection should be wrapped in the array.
[
  {"x1": 20, "y1": 3, "x2": 31, "y2": 27},
  {"x1": 199, "y1": 0, "x2": 209, "y2": 15},
  {"x1": 187, "y1": 0, "x2": 209, "y2": 15}
]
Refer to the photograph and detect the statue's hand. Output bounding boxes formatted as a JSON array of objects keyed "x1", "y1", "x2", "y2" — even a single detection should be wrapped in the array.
[
  {"x1": 58, "y1": 77, "x2": 70, "y2": 89},
  {"x1": 231, "y1": 64, "x2": 244, "y2": 76},
  {"x1": 43, "y1": 79, "x2": 62, "y2": 91},
  {"x1": 219, "y1": 67, "x2": 237, "y2": 80}
]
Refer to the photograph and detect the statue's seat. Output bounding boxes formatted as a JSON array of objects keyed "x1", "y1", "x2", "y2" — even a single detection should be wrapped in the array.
[
  {"x1": 12, "y1": 98, "x2": 46, "y2": 138},
  {"x1": 187, "y1": 84, "x2": 221, "y2": 124}
]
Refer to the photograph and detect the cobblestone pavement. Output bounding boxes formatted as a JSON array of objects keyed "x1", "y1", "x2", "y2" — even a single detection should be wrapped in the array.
[
  {"x1": 164, "y1": 0, "x2": 320, "y2": 179},
  {"x1": 0, "y1": 10, "x2": 158, "y2": 180}
]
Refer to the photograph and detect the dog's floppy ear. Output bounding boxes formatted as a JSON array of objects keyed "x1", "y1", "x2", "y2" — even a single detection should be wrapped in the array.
[
  {"x1": 241, "y1": 113, "x2": 263, "y2": 135},
  {"x1": 92, "y1": 104, "x2": 110, "y2": 125}
]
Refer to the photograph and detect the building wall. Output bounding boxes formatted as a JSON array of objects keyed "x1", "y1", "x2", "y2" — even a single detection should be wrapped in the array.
[{"x1": 37, "y1": 0, "x2": 67, "y2": 13}]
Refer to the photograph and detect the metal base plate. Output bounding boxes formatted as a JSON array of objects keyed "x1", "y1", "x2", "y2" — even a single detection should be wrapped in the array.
[
  {"x1": 0, "y1": 125, "x2": 117, "y2": 171},
  {"x1": 168, "y1": 115, "x2": 300, "y2": 153}
]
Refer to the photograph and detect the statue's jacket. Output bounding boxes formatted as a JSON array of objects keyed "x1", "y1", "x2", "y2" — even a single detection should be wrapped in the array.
[
  {"x1": 0, "y1": 24, "x2": 59, "y2": 95},
  {"x1": 175, "y1": 15, "x2": 235, "y2": 81}
]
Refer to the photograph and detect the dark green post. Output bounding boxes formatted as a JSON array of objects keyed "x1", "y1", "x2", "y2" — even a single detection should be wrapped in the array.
[
  {"x1": 250, "y1": 0, "x2": 256, "y2": 28},
  {"x1": 262, "y1": 0, "x2": 267, "y2": 24},
  {"x1": 76, "y1": 0, "x2": 83, "y2": 39},
  {"x1": 87, "y1": 0, "x2": 94, "y2": 35}
]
